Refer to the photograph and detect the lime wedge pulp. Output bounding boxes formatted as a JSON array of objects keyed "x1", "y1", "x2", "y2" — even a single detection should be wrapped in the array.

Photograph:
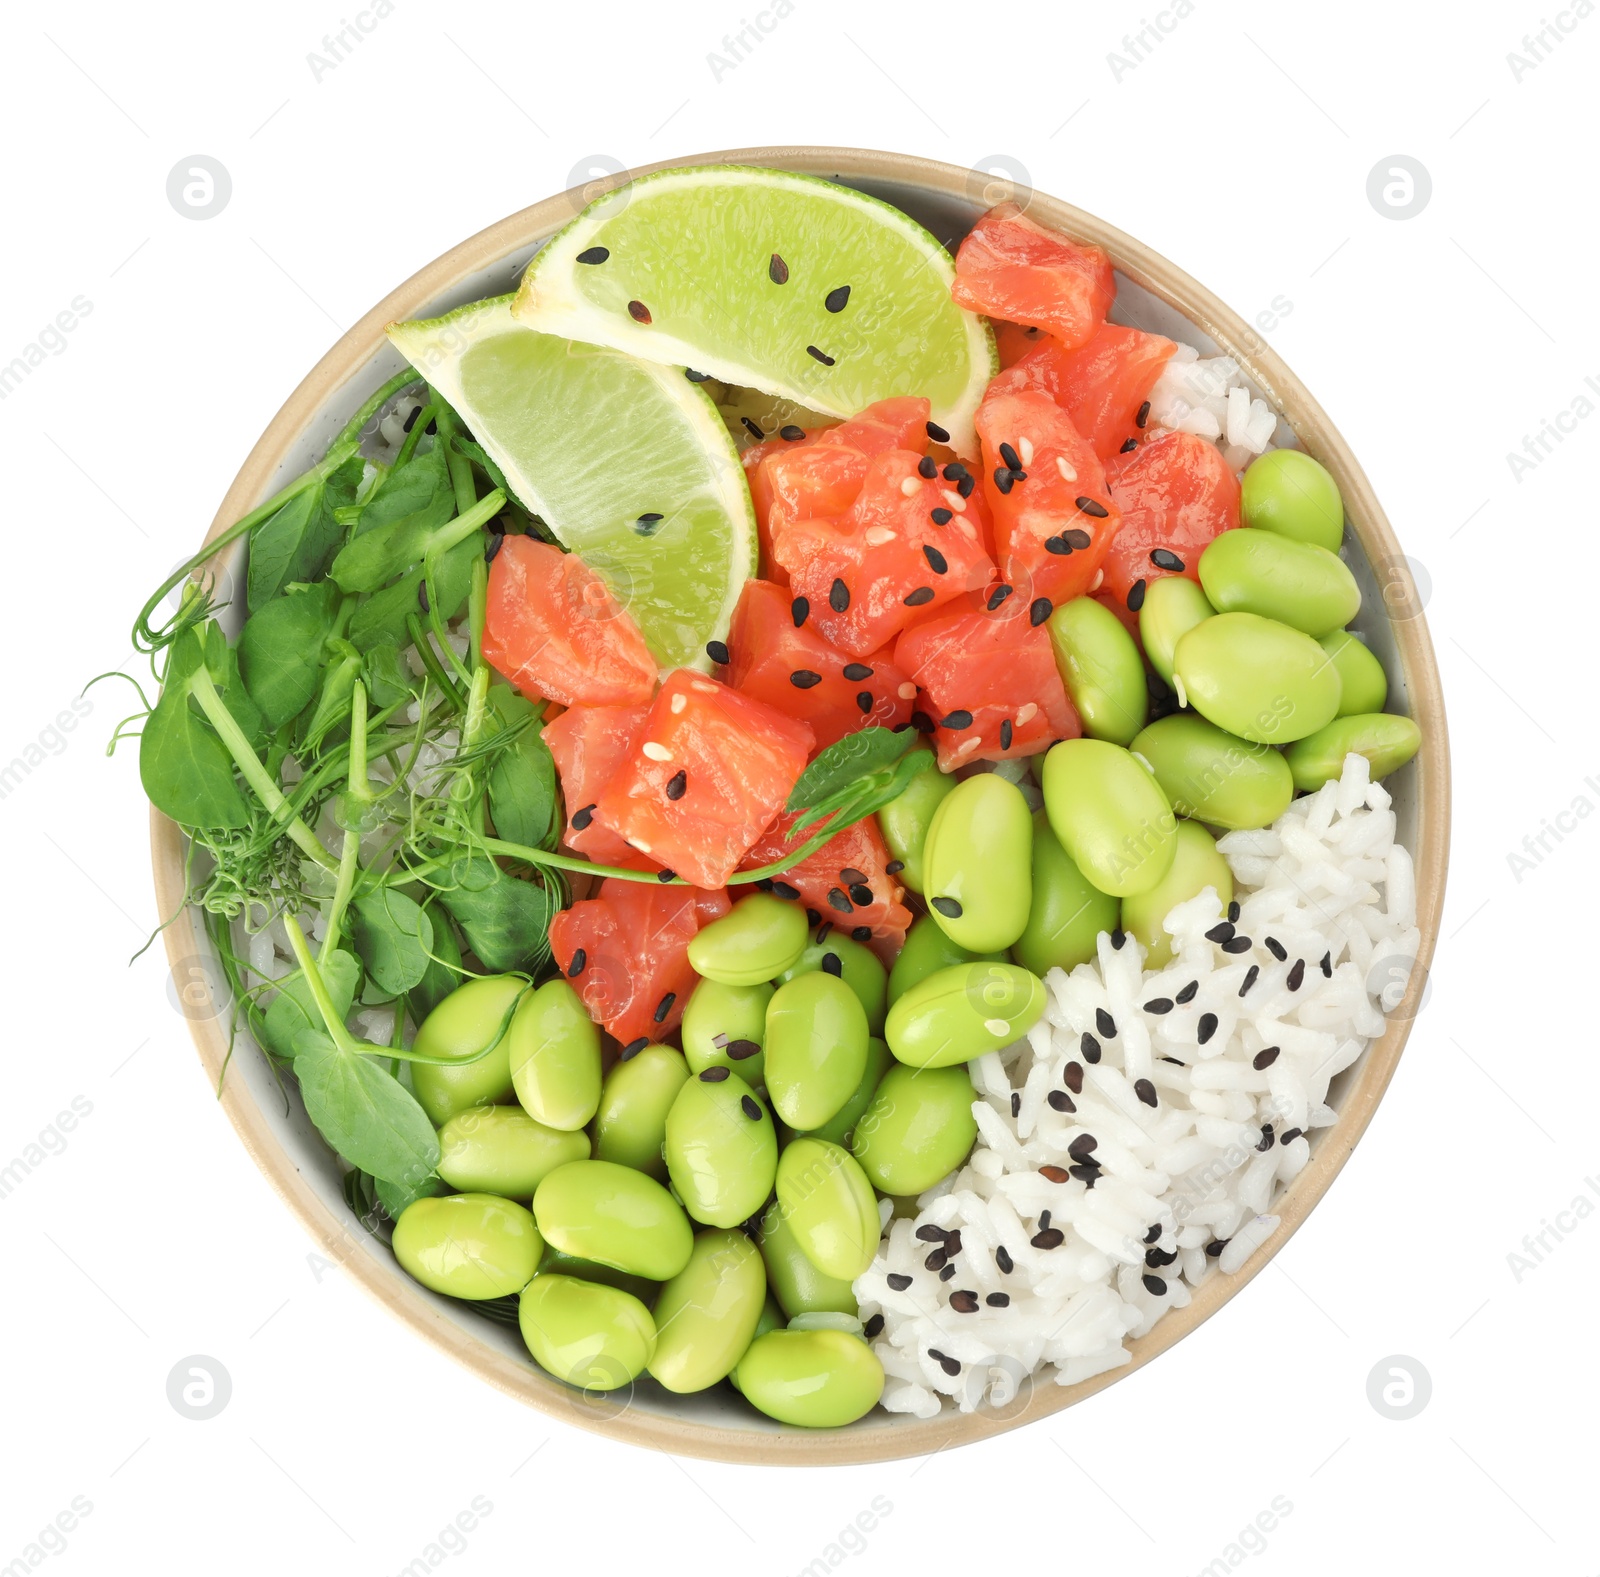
[
  {"x1": 387, "y1": 296, "x2": 755, "y2": 673},
  {"x1": 512, "y1": 165, "x2": 996, "y2": 454}
]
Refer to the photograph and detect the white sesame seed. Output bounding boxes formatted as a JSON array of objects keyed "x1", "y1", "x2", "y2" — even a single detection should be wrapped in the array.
[
  {"x1": 898, "y1": 682, "x2": 918, "y2": 700},
  {"x1": 900, "y1": 476, "x2": 921, "y2": 497},
  {"x1": 955, "y1": 737, "x2": 981, "y2": 757},
  {"x1": 941, "y1": 489, "x2": 967, "y2": 513},
  {"x1": 1019, "y1": 437, "x2": 1034, "y2": 466},
  {"x1": 1090, "y1": 570, "x2": 1103, "y2": 591},
  {"x1": 631, "y1": 839, "x2": 651, "y2": 854},
  {"x1": 864, "y1": 526, "x2": 897, "y2": 546},
  {"x1": 642, "y1": 742, "x2": 673, "y2": 761},
  {"x1": 690, "y1": 679, "x2": 719, "y2": 694},
  {"x1": 1016, "y1": 702, "x2": 1038, "y2": 725},
  {"x1": 1174, "y1": 674, "x2": 1188, "y2": 709},
  {"x1": 956, "y1": 519, "x2": 977, "y2": 540},
  {"x1": 984, "y1": 1018, "x2": 1011, "y2": 1036},
  {"x1": 670, "y1": 693, "x2": 687, "y2": 714},
  {"x1": 1056, "y1": 456, "x2": 1078, "y2": 483}
]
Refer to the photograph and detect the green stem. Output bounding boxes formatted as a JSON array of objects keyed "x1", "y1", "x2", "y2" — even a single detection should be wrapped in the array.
[
  {"x1": 284, "y1": 914, "x2": 360, "y2": 1054},
  {"x1": 459, "y1": 664, "x2": 492, "y2": 835},
  {"x1": 468, "y1": 553, "x2": 488, "y2": 674},
  {"x1": 406, "y1": 613, "x2": 465, "y2": 711},
  {"x1": 394, "y1": 403, "x2": 437, "y2": 470},
  {"x1": 321, "y1": 682, "x2": 369, "y2": 963},
  {"x1": 188, "y1": 666, "x2": 339, "y2": 870}
]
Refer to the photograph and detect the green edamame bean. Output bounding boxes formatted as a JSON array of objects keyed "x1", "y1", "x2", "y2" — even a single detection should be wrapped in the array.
[
  {"x1": 538, "y1": 1246, "x2": 657, "y2": 1304},
  {"x1": 798, "y1": 1037, "x2": 893, "y2": 1147},
  {"x1": 532, "y1": 1159, "x2": 693, "y2": 1281},
  {"x1": 410, "y1": 975, "x2": 525, "y2": 1125},
  {"x1": 392, "y1": 1192, "x2": 543, "y2": 1300},
  {"x1": 758, "y1": 1199, "x2": 858, "y2": 1318},
  {"x1": 1198, "y1": 528, "x2": 1360, "y2": 637},
  {"x1": 1041, "y1": 738, "x2": 1177, "y2": 897},
  {"x1": 753, "y1": 1296, "x2": 785, "y2": 1339},
  {"x1": 664, "y1": 1069, "x2": 778, "y2": 1228},
  {"x1": 1240, "y1": 447, "x2": 1345, "y2": 552},
  {"x1": 593, "y1": 1044, "x2": 689, "y2": 1179},
  {"x1": 1012, "y1": 810, "x2": 1120, "y2": 976},
  {"x1": 681, "y1": 978, "x2": 771, "y2": 1084},
  {"x1": 774, "y1": 1139, "x2": 880, "y2": 1281},
  {"x1": 922, "y1": 772, "x2": 1034, "y2": 951},
  {"x1": 884, "y1": 961, "x2": 1047, "y2": 1069},
  {"x1": 1120, "y1": 821, "x2": 1234, "y2": 968},
  {"x1": 1139, "y1": 575, "x2": 1215, "y2": 687},
  {"x1": 1173, "y1": 611, "x2": 1341, "y2": 745},
  {"x1": 518, "y1": 1273, "x2": 655, "y2": 1392},
  {"x1": 648, "y1": 1228, "x2": 767, "y2": 1393},
  {"x1": 1319, "y1": 629, "x2": 1389, "y2": 716},
  {"x1": 1048, "y1": 596, "x2": 1148, "y2": 746},
  {"x1": 687, "y1": 894, "x2": 808, "y2": 986},
  {"x1": 887, "y1": 914, "x2": 1003, "y2": 1007},
  {"x1": 437, "y1": 1105, "x2": 590, "y2": 1198},
  {"x1": 876, "y1": 750, "x2": 954, "y2": 895},
  {"x1": 778, "y1": 934, "x2": 887, "y2": 1034},
  {"x1": 734, "y1": 1329, "x2": 884, "y2": 1428},
  {"x1": 764, "y1": 972, "x2": 870, "y2": 1130},
  {"x1": 1284, "y1": 712, "x2": 1421, "y2": 792},
  {"x1": 508, "y1": 978, "x2": 602, "y2": 1132},
  {"x1": 1130, "y1": 713, "x2": 1294, "y2": 831},
  {"x1": 852, "y1": 1063, "x2": 977, "y2": 1195}
]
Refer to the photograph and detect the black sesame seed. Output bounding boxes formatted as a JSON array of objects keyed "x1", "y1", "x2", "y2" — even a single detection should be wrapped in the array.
[
  {"x1": 1031, "y1": 1227, "x2": 1065, "y2": 1249},
  {"x1": 566, "y1": 949, "x2": 587, "y2": 977},
  {"x1": 1000, "y1": 719, "x2": 1014, "y2": 750},
  {"x1": 1029, "y1": 597, "x2": 1053, "y2": 627},
  {"x1": 851, "y1": 925, "x2": 873, "y2": 942},
  {"x1": 935, "y1": 1349, "x2": 961, "y2": 1374},
  {"x1": 791, "y1": 597, "x2": 809, "y2": 626},
  {"x1": 424, "y1": 417, "x2": 437, "y2": 436},
  {"x1": 1080, "y1": 1032, "x2": 1101, "y2": 1063},
  {"x1": 571, "y1": 803, "x2": 596, "y2": 831},
  {"x1": 943, "y1": 462, "x2": 969, "y2": 483},
  {"x1": 1047, "y1": 1089, "x2": 1076, "y2": 1113},
  {"x1": 484, "y1": 533, "x2": 503, "y2": 563},
  {"x1": 1320, "y1": 951, "x2": 1333, "y2": 977},
  {"x1": 402, "y1": 405, "x2": 422, "y2": 433},
  {"x1": 824, "y1": 284, "x2": 851, "y2": 313},
  {"x1": 1150, "y1": 548, "x2": 1185, "y2": 572},
  {"x1": 924, "y1": 1247, "x2": 948, "y2": 1271},
  {"x1": 740, "y1": 417, "x2": 765, "y2": 443},
  {"x1": 986, "y1": 1292, "x2": 1010, "y2": 1307},
  {"x1": 1063, "y1": 1062, "x2": 1084, "y2": 1094},
  {"x1": 1010, "y1": 1091, "x2": 1021, "y2": 1118},
  {"x1": 1206, "y1": 922, "x2": 1235, "y2": 943},
  {"x1": 885, "y1": 860, "x2": 905, "y2": 875},
  {"x1": 1044, "y1": 535, "x2": 1071, "y2": 556},
  {"x1": 1205, "y1": 1239, "x2": 1229, "y2": 1257},
  {"x1": 930, "y1": 507, "x2": 953, "y2": 525},
  {"x1": 1127, "y1": 578, "x2": 1147, "y2": 612},
  {"x1": 1144, "y1": 997, "x2": 1174, "y2": 1015},
  {"x1": 1228, "y1": 901, "x2": 1241, "y2": 921},
  {"x1": 1264, "y1": 936, "x2": 1287, "y2": 961},
  {"x1": 848, "y1": 883, "x2": 874, "y2": 906},
  {"x1": 1197, "y1": 1012, "x2": 1218, "y2": 1044},
  {"x1": 840, "y1": 663, "x2": 874, "y2": 683},
  {"x1": 820, "y1": 952, "x2": 844, "y2": 979},
  {"x1": 1175, "y1": 980, "x2": 1199, "y2": 1004},
  {"x1": 1257, "y1": 1125, "x2": 1275, "y2": 1152},
  {"x1": 1068, "y1": 1134, "x2": 1097, "y2": 1159},
  {"x1": 1076, "y1": 497, "x2": 1110, "y2": 519},
  {"x1": 1221, "y1": 936, "x2": 1253, "y2": 954},
  {"x1": 805, "y1": 907, "x2": 821, "y2": 925},
  {"x1": 957, "y1": 474, "x2": 976, "y2": 498},
  {"x1": 923, "y1": 544, "x2": 948, "y2": 574},
  {"x1": 940, "y1": 709, "x2": 974, "y2": 729},
  {"x1": 1134, "y1": 1078, "x2": 1158, "y2": 1108},
  {"x1": 926, "y1": 420, "x2": 951, "y2": 443},
  {"x1": 993, "y1": 467, "x2": 1016, "y2": 495},
  {"x1": 1146, "y1": 1246, "x2": 1177, "y2": 1268},
  {"x1": 771, "y1": 880, "x2": 801, "y2": 900},
  {"x1": 620, "y1": 1037, "x2": 649, "y2": 1060},
  {"x1": 829, "y1": 578, "x2": 851, "y2": 612},
  {"x1": 1287, "y1": 959, "x2": 1306, "y2": 991},
  {"x1": 815, "y1": 922, "x2": 834, "y2": 944},
  {"x1": 1038, "y1": 1212, "x2": 1051, "y2": 1230},
  {"x1": 863, "y1": 1312, "x2": 885, "y2": 1338},
  {"x1": 1136, "y1": 400, "x2": 1151, "y2": 428},
  {"x1": 664, "y1": 769, "x2": 688, "y2": 802},
  {"x1": 1095, "y1": 1008, "x2": 1116, "y2": 1038},
  {"x1": 1161, "y1": 1055, "x2": 1186, "y2": 1066},
  {"x1": 699, "y1": 1067, "x2": 731, "y2": 1083},
  {"x1": 806, "y1": 345, "x2": 835, "y2": 366},
  {"x1": 856, "y1": 691, "x2": 873, "y2": 713},
  {"x1": 1253, "y1": 1046, "x2": 1281, "y2": 1070},
  {"x1": 780, "y1": 424, "x2": 806, "y2": 441},
  {"x1": 911, "y1": 709, "x2": 936, "y2": 733},
  {"x1": 1239, "y1": 964, "x2": 1260, "y2": 996},
  {"x1": 649, "y1": 992, "x2": 675, "y2": 1025},
  {"x1": 726, "y1": 1039, "x2": 760, "y2": 1060},
  {"x1": 931, "y1": 896, "x2": 964, "y2": 919},
  {"x1": 705, "y1": 639, "x2": 730, "y2": 665},
  {"x1": 769, "y1": 253, "x2": 789, "y2": 284},
  {"x1": 999, "y1": 442, "x2": 1022, "y2": 471},
  {"x1": 417, "y1": 579, "x2": 430, "y2": 612},
  {"x1": 887, "y1": 1273, "x2": 912, "y2": 1291},
  {"x1": 1111, "y1": 929, "x2": 1127, "y2": 950},
  {"x1": 950, "y1": 1289, "x2": 980, "y2": 1313},
  {"x1": 1142, "y1": 1274, "x2": 1167, "y2": 1296},
  {"x1": 918, "y1": 455, "x2": 938, "y2": 479},
  {"x1": 1144, "y1": 1224, "x2": 1163, "y2": 1245},
  {"x1": 987, "y1": 585, "x2": 1013, "y2": 611},
  {"x1": 915, "y1": 1225, "x2": 947, "y2": 1243},
  {"x1": 827, "y1": 888, "x2": 854, "y2": 914},
  {"x1": 739, "y1": 1094, "x2": 763, "y2": 1121},
  {"x1": 1281, "y1": 1127, "x2": 1304, "y2": 1145},
  {"x1": 1065, "y1": 528, "x2": 1092, "y2": 550},
  {"x1": 996, "y1": 1245, "x2": 1015, "y2": 1273},
  {"x1": 904, "y1": 586, "x2": 935, "y2": 606},
  {"x1": 790, "y1": 668, "x2": 822, "y2": 689},
  {"x1": 576, "y1": 245, "x2": 609, "y2": 264},
  {"x1": 1119, "y1": 437, "x2": 1138, "y2": 453},
  {"x1": 685, "y1": 368, "x2": 710, "y2": 382},
  {"x1": 627, "y1": 300, "x2": 651, "y2": 323},
  {"x1": 657, "y1": 869, "x2": 677, "y2": 883}
]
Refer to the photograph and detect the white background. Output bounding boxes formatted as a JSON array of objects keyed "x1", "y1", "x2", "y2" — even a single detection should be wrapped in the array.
[{"x1": 0, "y1": 0, "x2": 1589, "y2": 1572}]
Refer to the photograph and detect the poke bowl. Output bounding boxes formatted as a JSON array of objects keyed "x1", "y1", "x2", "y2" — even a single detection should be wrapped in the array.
[{"x1": 147, "y1": 145, "x2": 1448, "y2": 1465}]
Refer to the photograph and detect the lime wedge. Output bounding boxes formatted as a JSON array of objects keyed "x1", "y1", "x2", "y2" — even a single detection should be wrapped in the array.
[
  {"x1": 387, "y1": 296, "x2": 754, "y2": 672},
  {"x1": 512, "y1": 165, "x2": 996, "y2": 453}
]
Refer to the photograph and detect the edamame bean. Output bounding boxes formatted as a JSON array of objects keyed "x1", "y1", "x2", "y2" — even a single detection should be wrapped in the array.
[
  {"x1": 1130, "y1": 713, "x2": 1294, "y2": 831},
  {"x1": 1041, "y1": 738, "x2": 1177, "y2": 897},
  {"x1": 1120, "y1": 821, "x2": 1234, "y2": 968},
  {"x1": 753, "y1": 1297, "x2": 785, "y2": 1339},
  {"x1": 764, "y1": 972, "x2": 870, "y2": 1130},
  {"x1": 734, "y1": 1329, "x2": 884, "y2": 1428},
  {"x1": 437, "y1": 1105, "x2": 590, "y2": 1197},
  {"x1": 1012, "y1": 810, "x2": 1121, "y2": 976},
  {"x1": 887, "y1": 914, "x2": 1003, "y2": 1007},
  {"x1": 538, "y1": 1246, "x2": 657, "y2": 1304},
  {"x1": 532, "y1": 1159, "x2": 693, "y2": 1281},
  {"x1": 774, "y1": 1139, "x2": 880, "y2": 1281},
  {"x1": 1284, "y1": 712, "x2": 1421, "y2": 792},
  {"x1": 593, "y1": 1044, "x2": 689, "y2": 1179},
  {"x1": 1319, "y1": 629, "x2": 1388, "y2": 716},
  {"x1": 758, "y1": 1199, "x2": 858, "y2": 1318},
  {"x1": 885, "y1": 961, "x2": 1047, "y2": 1069},
  {"x1": 1198, "y1": 528, "x2": 1360, "y2": 637},
  {"x1": 1139, "y1": 575, "x2": 1215, "y2": 687},
  {"x1": 647, "y1": 1228, "x2": 767, "y2": 1393},
  {"x1": 508, "y1": 978, "x2": 602, "y2": 1132},
  {"x1": 1240, "y1": 448, "x2": 1344, "y2": 551},
  {"x1": 922, "y1": 773, "x2": 1034, "y2": 951},
  {"x1": 393, "y1": 1193, "x2": 542, "y2": 1300},
  {"x1": 686, "y1": 894, "x2": 809, "y2": 986},
  {"x1": 1173, "y1": 612, "x2": 1341, "y2": 745},
  {"x1": 681, "y1": 978, "x2": 771, "y2": 1084},
  {"x1": 798, "y1": 1036, "x2": 892, "y2": 1148},
  {"x1": 518, "y1": 1273, "x2": 655, "y2": 1392},
  {"x1": 852, "y1": 1063, "x2": 977, "y2": 1195},
  {"x1": 777, "y1": 934, "x2": 887, "y2": 1034},
  {"x1": 664, "y1": 1069, "x2": 778, "y2": 1228},
  {"x1": 876, "y1": 750, "x2": 954, "y2": 895},
  {"x1": 1048, "y1": 596, "x2": 1148, "y2": 746},
  {"x1": 410, "y1": 975, "x2": 525, "y2": 1125}
]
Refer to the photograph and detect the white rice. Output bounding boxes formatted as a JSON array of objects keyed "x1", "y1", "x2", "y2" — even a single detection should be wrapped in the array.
[
  {"x1": 858, "y1": 752, "x2": 1417, "y2": 1418},
  {"x1": 1146, "y1": 344, "x2": 1279, "y2": 465}
]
